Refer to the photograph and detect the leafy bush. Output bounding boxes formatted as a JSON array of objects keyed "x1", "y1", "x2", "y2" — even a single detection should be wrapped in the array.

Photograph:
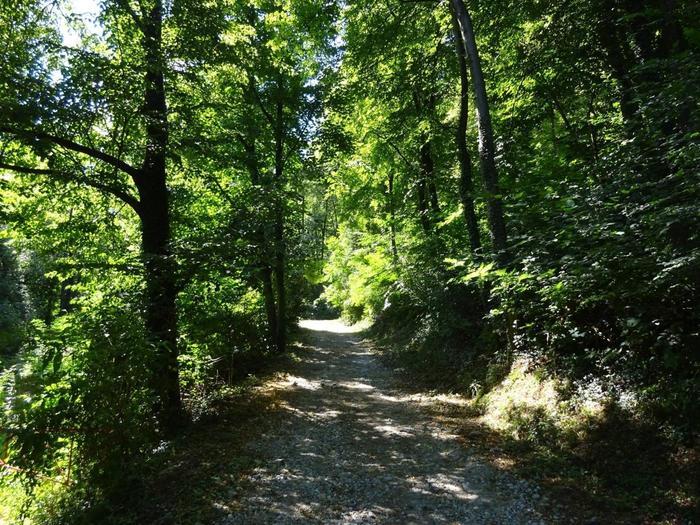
[
  {"x1": 0, "y1": 241, "x2": 25, "y2": 353},
  {"x1": 178, "y1": 275, "x2": 271, "y2": 418},
  {"x1": 0, "y1": 290, "x2": 158, "y2": 520}
]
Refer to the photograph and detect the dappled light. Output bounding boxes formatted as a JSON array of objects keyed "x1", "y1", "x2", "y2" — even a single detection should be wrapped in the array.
[
  {"x1": 216, "y1": 320, "x2": 545, "y2": 524},
  {"x1": 0, "y1": 0, "x2": 696, "y2": 522}
]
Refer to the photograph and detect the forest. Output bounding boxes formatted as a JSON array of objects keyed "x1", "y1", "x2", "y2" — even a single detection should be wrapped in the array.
[{"x1": 0, "y1": 0, "x2": 698, "y2": 523}]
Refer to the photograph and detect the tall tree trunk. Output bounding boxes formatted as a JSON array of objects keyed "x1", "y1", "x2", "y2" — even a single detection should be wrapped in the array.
[
  {"x1": 137, "y1": 0, "x2": 182, "y2": 433},
  {"x1": 273, "y1": 87, "x2": 286, "y2": 353},
  {"x1": 597, "y1": 0, "x2": 641, "y2": 128},
  {"x1": 420, "y1": 139, "x2": 440, "y2": 216},
  {"x1": 412, "y1": 91, "x2": 440, "y2": 235},
  {"x1": 240, "y1": 98, "x2": 279, "y2": 347},
  {"x1": 450, "y1": 0, "x2": 507, "y2": 263},
  {"x1": 260, "y1": 264, "x2": 278, "y2": 343},
  {"x1": 388, "y1": 171, "x2": 398, "y2": 261},
  {"x1": 320, "y1": 198, "x2": 328, "y2": 260},
  {"x1": 451, "y1": 13, "x2": 481, "y2": 256},
  {"x1": 416, "y1": 175, "x2": 432, "y2": 235}
]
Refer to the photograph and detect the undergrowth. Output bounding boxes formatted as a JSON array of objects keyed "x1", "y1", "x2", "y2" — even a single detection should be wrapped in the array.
[{"x1": 373, "y1": 322, "x2": 699, "y2": 523}]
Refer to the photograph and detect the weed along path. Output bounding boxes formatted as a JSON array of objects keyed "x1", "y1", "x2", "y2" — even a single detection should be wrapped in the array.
[{"x1": 219, "y1": 320, "x2": 547, "y2": 524}]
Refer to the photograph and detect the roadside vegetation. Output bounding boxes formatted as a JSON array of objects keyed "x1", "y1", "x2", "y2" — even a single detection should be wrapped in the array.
[{"x1": 1, "y1": 0, "x2": 698, "y2": 523}]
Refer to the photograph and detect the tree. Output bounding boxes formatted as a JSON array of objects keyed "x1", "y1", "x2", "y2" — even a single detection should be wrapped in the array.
[
  {"x1": 450, "y1": 0, "x2": 507, "y2": 262},
  {"x1": 193, "y1": 0, "x2": 337, "y2": 352},
  {"x1": 450, "y1": 13, "x2": 481, "y2": 255},
  {"x1": 0, "y1": 0, "x2": 184, "y2": 431}
]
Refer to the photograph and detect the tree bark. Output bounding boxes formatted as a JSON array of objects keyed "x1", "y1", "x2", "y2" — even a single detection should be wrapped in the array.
[
  {"x1": 260, "y1": 264, "x2": 278, "y2": 343},
  {"x1": 320, "y1": 199, "x2": 328, "y2": 261},
  {"x1": 412, "y1": 91, "x2": 441, "y2": 231},
  {"x1": 238, "y1": 97, "x2": 279, "y2": 347},
  {"x1": 451, "y1": 13, "x2": 481, "y2": 256},
  {"x1": 136, "y1": 0, "x2": 182, "y2": 433},
  {"x1": 388, "y1": 171, "x2": 398, "y2": 261},
  {"x1": 416, "y1": 174, "x2": 432, "y2": 235},
  {"x1": 450, "y1": 0, "x2": 507, "y2": 263},
  {"x1": 597, "y1": 0, "x2": 640, "y2": 128},
  {"x1": 273, "y1": 85, "x2": 286, "y2": 353},
  {"x1": 59, "y1": 276, "x2": 77, "y2": 314},
  {"x1": 420, "y1": 139, "x2": 440, "y2": 216}
]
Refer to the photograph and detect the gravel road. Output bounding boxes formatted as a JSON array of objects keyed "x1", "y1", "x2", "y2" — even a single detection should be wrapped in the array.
[{"x1": 219, "y1": 319, "x2": 547, "y2": 524}]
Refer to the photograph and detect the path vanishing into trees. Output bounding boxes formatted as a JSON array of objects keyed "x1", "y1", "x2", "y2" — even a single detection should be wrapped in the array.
[{"x1": 219, "y1": 320, "x2": 549, "y2": 524}]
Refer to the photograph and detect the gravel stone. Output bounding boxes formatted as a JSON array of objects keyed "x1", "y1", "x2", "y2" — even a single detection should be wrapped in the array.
[{"x1": 219, "y1": 320, "x2": 549, "y2": 524}]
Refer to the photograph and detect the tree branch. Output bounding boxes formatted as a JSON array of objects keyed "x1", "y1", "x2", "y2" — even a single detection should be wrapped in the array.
[
  {"x1": 0, "y1": 127, "x2": 142, "y2": 180},
  {"x1": 117, "y1": 0, "x2": 145, "y2": 33},
  {"x1": 0, "y1": 162, "x2": 142, "y2": 214},
  {"x1": 247, "y1": 77, "x2": 275, "y2": 126},
  {"x1": 369, "y1": 130, "x2": 416, "y2": 172}
]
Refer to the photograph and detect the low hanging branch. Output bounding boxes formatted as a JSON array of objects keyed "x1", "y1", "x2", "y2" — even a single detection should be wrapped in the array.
[
  {"x1": 0, "y1": 161, "x2": 142, "y2": 213},
  {"x1": 0, "y1": 127, "x2": 142, "y2": 180}
]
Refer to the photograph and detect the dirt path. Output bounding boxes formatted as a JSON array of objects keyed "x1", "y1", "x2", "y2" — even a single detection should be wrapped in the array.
[{"x1": 219, "y1": 320, "x2": 546, "y2": 524}]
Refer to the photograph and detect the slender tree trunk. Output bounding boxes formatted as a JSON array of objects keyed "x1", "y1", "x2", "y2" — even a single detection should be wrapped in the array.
[
  {"x1": 261, "y1": 264, "x2": 278, "y2": 343},
  {"x1": 416, "y1": 175, "x2": 432, "y2": 235},
  {"x1": 258, "y1": 213, "x2": 279, "y2": 347},
  {"x1": 424, "y1": 96, "x2": 441, "y2": 218},
  {"x1": 451, "y1": 13, "x2": 481, "y2": 256},
  {"x1": 597, "y1": 1, "x2": 640, "y2": 128},
  {"x1": 59, "y1": 276, "x2": 77, "y2": 314},
  {"x1": 587, "y1": 96, "x2": 600, "y2": 165},
  {"x1": 450, "y1": 0, "x2": 507, "y2": 262},
  {"x1": 273, "y1": 199, "x2": 286, "y2": 355},
  {"x1": 240, "y1": 101, "x2": 279, "y2": 346},
  {"x1": 320, "y1": 199, "x2": 328, "y2": 260},
  {"x1": 411, "y1": 91, "x2": 439, "y2": 235},
  {"x1": 388, "y1": 171, "x2": 398, "y2": 261},
  {"x1": 273, "y1": 88, "x2": 286, "y2": 353},
  {"x1": 420, "y1": 139, "x2": 440, "y2": 216},
  {"x1": 137, "y1": 0, "x2": 182, "y2": 433}
]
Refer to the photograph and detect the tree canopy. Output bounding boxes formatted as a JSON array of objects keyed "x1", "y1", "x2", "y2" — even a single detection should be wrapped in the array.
[{"x1": 0, "y1": 0, "x2": 698, "y2": 521}]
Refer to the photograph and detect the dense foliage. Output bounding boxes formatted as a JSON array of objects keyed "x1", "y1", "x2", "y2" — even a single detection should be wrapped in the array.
[
  {"x1": 0, "y1": 0, "x2": 697, "y2": 521},
  {"x1": 0, "y1": 0, "x2": 336, "y2": 519},
  {"x1": 319, "y1": 0, "x2": 699, "y2": 431}
]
